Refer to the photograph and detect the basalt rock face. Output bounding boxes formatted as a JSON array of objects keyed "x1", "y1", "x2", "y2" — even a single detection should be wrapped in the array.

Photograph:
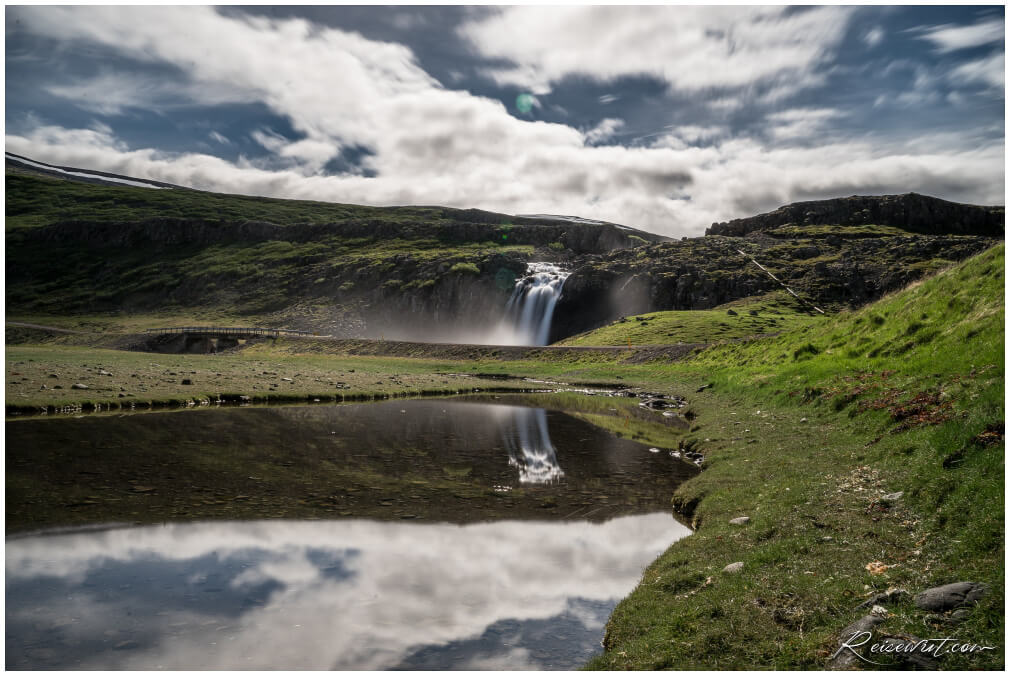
[
  {"x1": 551, "y1": 228, "x2": 999, "y2": 340},
  {"x1": 20, "y1": 215, "x2": 664, "y2": 256},
  {"x1": 706, "y1": 193, "x2": 1004, "y2": 238}
]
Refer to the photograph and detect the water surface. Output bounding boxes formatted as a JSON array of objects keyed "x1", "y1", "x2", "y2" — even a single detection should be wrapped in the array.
[{"x1": 7, "y1": 395, "x2": 695, "y2": 669}]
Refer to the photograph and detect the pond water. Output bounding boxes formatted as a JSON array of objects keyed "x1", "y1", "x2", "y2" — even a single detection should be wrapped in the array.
[{"x1": 6, "y1": 396, "x2": 694, "y2": 669}]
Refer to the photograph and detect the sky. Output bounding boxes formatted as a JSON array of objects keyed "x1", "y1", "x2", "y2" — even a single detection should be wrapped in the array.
[{"x1": 4, "y1": 4, "x2": 1005, "y2": 237}]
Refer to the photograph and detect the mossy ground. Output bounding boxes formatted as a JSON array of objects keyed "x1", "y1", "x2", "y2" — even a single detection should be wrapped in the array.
[
  {"x1": 5, "y1": 245, "x2": 1004, "y2": 669},
  {"x1": 559, "y1": 291, "x2": 822, "y2": 346}
]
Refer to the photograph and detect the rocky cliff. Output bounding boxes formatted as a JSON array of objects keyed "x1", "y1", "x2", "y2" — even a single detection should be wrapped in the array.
[{"x1": 706, "y1": 193, "x2": 1004, "y2": 238}]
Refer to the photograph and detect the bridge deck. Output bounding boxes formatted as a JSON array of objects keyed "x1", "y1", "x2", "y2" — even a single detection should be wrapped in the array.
[{"x1": 144, "y1": 327, "x2": 318, "y2": 338}]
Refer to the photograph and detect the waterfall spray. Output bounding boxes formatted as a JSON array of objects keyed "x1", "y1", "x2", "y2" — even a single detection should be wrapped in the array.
[{"x1": 502, "y1": 263, "x2": 570, "y2": 346}]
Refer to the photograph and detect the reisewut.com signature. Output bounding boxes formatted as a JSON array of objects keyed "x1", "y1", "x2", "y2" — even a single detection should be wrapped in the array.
[{"x1": 832, "y1": 630, "x2": 997, "y2": 665}]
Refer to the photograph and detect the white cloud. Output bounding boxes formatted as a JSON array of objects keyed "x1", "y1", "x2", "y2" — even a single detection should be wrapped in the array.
[
  {"x1": 45, "y1": 71, "x2": 253, "y2": 116},
  {"x1": 950, "y1": 51, "x2": 1005, "y2": 89},
  {"x1": 459, "y1": 5, "x2": 855, "y2": 98},
  {"x1": 915, "y1": 18, "x2": 1004, "y2": 53},
  {"x1": 863, "y1": 27, "x2": 885, "y2": 47},
  {"x1": 584, "y1": 118, "x2": 625, "y2": 145},
  {"x1": 208, "y1": 131, "x2": 231, "y2": 145},
  {"x1": 6, "y1": 6, "x2": 1005, "y2": 239},
  {"x1": 765, "y1": 107, "x2": 844, "y2": 140}
]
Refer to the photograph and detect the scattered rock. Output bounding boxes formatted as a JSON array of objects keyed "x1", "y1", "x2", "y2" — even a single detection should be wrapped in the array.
[
  {"x1": 181, "y1": 378, "x2": 192, "y2": 385},
  {"x1": 880, "y1": 491, "x2": 903, "y2": 503},
  {"x1": 856, "y1": 588, "x2": 906, "y2": 609},
  {"x1": 98, "y1": 370, "x2": 112, "y2": 376},
  {"x1": 726, "y1": 309, "x2": 738, "y2": 316},
  {"x1": 47, "y1": 373, "x2": 59, "y2": 379},
  {"x1": 729, "y1": 516, "x2": 750, "y2": 525},
  {"x1": 827, "y1": 614, "x2": 885, "y2": 670},
  {"x1": 723, "y1": 561, "x2": 744, "y2": 574},
  {"x1": 281, "y1": 377, "x2": 293, "y2": 382},
  {"x1": 874, "y1": 635, "x2": 940, "y2": 669},
  {"x1": 696, "y1": 383, "x2": 713, "y2": 393},
  {"x1": 800, "y1": 417, "x2": 808, "y2": 423},
  {"x1": 914, "y1": 582, "x2": 988, "y2": 612},
  {"x1": 870, "y1": 605, "x2": 889, "y2": 617},
  {"x1": 71, "y1": 383, "x2": 89, "y2": 390}
]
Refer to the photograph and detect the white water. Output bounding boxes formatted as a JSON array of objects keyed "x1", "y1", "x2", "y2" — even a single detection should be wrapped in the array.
[
  {"x1": 500, "y1": 262, "x2": 570, "y2": 346},
  {"x1": 502, "y1": 407, "x2": 565, "y2": 484}
]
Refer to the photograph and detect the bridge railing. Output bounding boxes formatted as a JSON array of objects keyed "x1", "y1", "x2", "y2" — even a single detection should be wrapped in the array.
[{"x1": 144, "y1": 326, "x2": 318, "y2": 338}]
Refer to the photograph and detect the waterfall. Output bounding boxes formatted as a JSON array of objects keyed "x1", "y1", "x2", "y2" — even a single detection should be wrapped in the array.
[
  {"x1": 503, "y1": 263, "x2": 570, "y2": 346},
  {"x1": 502, "y1": 407, "x2": 565, "y2": 484}
]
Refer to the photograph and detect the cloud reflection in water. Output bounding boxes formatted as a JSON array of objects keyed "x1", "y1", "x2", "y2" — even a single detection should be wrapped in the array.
[{"x1": 7, "y1": 514, "x2": 689, "y2": 670}]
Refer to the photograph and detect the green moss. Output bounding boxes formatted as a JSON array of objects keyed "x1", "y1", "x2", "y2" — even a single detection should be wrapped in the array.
[{"x1": 448, "y1": 262, "x2": 480, "y2": 275}]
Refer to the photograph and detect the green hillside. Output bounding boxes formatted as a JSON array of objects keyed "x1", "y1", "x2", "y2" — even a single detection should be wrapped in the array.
[
  {"x1": 588, "y1": 244, "x2": 1004, "y2": 669},
  {"x1": 559, "y1": 290, "x2": 823, "y2": 346}
]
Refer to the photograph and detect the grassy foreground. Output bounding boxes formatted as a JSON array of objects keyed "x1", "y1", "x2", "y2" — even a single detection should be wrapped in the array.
[{"x1": 5, "y1": 245, "x2": 1004, "y2": 669}]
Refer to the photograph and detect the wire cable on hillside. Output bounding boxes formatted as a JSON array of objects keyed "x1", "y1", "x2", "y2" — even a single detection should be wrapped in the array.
[{"x1": 735, "y1": 249, "x2": 827, "y2": 315}]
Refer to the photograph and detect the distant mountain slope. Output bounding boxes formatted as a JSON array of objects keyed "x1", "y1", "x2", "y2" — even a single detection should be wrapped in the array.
[
  {"x1": 5, "y1": 152, "x2": 183, "y2": 190},
  {"x1": 707, "y1": 192, "x2": 1004, "y2": 238}
]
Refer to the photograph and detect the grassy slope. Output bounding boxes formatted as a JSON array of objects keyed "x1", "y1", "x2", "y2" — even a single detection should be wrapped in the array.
[
  {"x1": 4, "y1": 168, "x2": 449, "y2": 230},
  {"x1": 5, "y1": 169, "x2": 536, "y2": 319},
  {"x1": 559, "y1": 291, "x2": 823, "y2": 346},
  {"x1": 585, "y1": 244, "x2": 1004, "y2": 669}
]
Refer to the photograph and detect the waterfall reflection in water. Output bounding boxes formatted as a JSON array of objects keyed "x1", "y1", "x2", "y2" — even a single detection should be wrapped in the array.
[{"x1": 502, "y1": 407, "x2": 564, "y2": 484}]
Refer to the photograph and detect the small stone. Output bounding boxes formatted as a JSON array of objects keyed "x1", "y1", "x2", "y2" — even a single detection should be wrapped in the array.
[
  {"x1": 723, "y1": 561, "x2": 744, "y2": 574},
  {"x1": 71, "y1": 383, "x2": 89, "y2": 390},
  {"x1": 98, "y1": 370, "x2": 112, "y2": 376},
  {"x1": 181, "y1": 379, "x2": 192, "y2": 385},
  {"x1": 880, "y1": 491, "x2": 904, "y2": 502},
  {"x1": 729, "y1": 516, "x2": 750, "y2": 525},
  {"x1": 948, "y1": 608, "x2": 972, "y2": 623},
  {"x1": 870, "y1": 605, "x2": 888, "y2": 617},
  {"x1": 47, "y1": 374, "x2": 59, "y2": 379},
  {"x1": 800, "y1": 417, "x2": 808, "y2": 423},
  {"x1": 914, "y1": 582, "x2": 988, "y2": 612},
  {"x1": 281, "y1": 377, "x2": 293, "y2": 382}
]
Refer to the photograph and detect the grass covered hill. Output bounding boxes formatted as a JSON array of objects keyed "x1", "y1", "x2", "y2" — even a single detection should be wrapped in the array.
[{"x1": 587, "y1": 243, "x2": 1004, "y2": 669}]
